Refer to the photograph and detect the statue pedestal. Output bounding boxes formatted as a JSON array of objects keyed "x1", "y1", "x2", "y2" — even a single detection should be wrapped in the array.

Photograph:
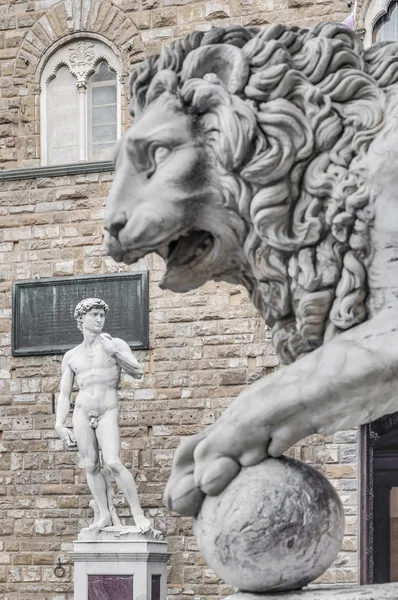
[{"x1": 70, "y1": 526, "x2": 169, "y2": 600}]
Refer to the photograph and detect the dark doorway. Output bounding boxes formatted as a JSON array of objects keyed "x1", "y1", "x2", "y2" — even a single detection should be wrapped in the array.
[{"x1": 360, "y1": 414, "x2": 398, "y2": 583}]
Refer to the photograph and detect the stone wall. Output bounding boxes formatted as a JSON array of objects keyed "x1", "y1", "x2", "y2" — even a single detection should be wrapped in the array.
[
  {"x1": 0, "y1": 0, "x2": 360, "y2": 598},
  {"x1": 0, "y1": 0, "x2": 352, "y2": 169}
]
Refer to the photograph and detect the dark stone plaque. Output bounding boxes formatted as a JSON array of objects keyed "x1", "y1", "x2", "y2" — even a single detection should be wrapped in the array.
[
  {"x1": 12, "y1": 272, "x2": 149, "y2": 356},
  {"x1": 151, "y1": 574, "x2": 161, "y2": 600},
  {"x1": 88, "y1": 574, "x2": 133, "y2": 600}
]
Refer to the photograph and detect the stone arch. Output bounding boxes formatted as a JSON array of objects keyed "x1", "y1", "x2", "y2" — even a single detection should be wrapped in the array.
[
  {"x1": 14, "y1": 0, "x2": 144, "y2": 81},
  {"x1": 37, "y1": 32, "x2": 123, "y2": 85},
  {"x1": 362, "y1": 0, "x2": 396, "y2": 47}
]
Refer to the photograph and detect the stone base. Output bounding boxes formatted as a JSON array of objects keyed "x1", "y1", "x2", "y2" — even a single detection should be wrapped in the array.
[
  {"x1": 226, "y1": 583, "x2": 398, "y2": 599},
  {"x1": 70, "y1": 526, "x2": 169, "y2": 600}
]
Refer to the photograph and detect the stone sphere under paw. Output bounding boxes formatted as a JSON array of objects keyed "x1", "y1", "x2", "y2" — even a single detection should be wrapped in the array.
[{"x1": 194, "y1": 457, "x2": 345, "y2": 592}]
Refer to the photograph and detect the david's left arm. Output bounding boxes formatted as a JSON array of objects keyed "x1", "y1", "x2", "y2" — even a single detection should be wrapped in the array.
[{"x1": 100, "y1": 334, "x2": 143, "y2": 379}]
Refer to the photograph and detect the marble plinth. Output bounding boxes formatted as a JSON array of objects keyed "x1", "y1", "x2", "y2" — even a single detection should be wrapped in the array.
[
  {"x1": 226, "y1": 583, "x2": 398, "y2": 600},
  {"x1": 70, "y1": 526, "x2": 169, "y2": 600}
]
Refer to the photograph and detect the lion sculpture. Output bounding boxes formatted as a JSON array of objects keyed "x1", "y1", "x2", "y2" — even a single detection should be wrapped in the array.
[{"x1": 104, "y1": 23, "x2": 398, "y2": 518}]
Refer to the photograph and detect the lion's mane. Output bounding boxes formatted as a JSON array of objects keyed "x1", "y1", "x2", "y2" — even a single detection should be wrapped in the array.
[{"x1": 129, "y1": 23, "x2": 398, "y2": 364}]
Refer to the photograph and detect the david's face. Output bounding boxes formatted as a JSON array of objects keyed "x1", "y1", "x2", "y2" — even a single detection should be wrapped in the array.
[{"x1": 81, "y1": 308, "x2": 105, "y2": 334}]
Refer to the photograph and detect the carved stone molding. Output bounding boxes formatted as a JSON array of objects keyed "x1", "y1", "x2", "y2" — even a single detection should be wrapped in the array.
[
  {"x1": 68, "y1": 41, "x2": 96, "y2": 84},
  {"x1": 42, "y1": 38, "x2": 121, "y2": 87}
]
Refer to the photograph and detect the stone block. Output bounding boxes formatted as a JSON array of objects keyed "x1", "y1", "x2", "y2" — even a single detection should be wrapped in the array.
[
  {"x1": 13, "y1": 552, "x2": 33, "y2": 565},
  {"x1": 32, "y1": 552, "x2": 54, "y2": 565},
  {"x1": 288, "y1": 0, "x2": 313, "y2": 6},
  {"x1": 21, "y1": 565, "x2": 42, "y2": 581},
  {"x1": 152, "y1": 7, "x2": 178, "y2": 26},
  {"x1": 0, "y1": 553, "x2": 11, "y2": 564},
  {"x1": 0, "y1": 16, "x2": 17, "y2": 31},
  {"x1": 184, "y1": 566, "x2": 204, "y2": 583},
  {"x1": 35, "y1": 519, "x2": 53, "y2": 535},
  {"x1": 53, "y1": 261, "x2": 75, "y2": 276}
]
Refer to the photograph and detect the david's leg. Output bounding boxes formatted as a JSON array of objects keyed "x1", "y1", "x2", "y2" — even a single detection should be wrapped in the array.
[
  {"x1": 96, "y1": 408, "x2": 151, "y2": 533},
  {"x1": 73, "y1": 407, "x2": 112, "y2": 529}
]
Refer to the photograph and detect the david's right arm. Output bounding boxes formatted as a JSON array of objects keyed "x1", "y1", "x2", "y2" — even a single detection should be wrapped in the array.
[{"x1": 55, "y1": 354, "x2": 76, "y2": 447}]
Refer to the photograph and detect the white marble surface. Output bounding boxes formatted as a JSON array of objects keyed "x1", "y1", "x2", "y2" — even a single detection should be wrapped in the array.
[
  {"x1": 194, "y1": 458, "x2": 344, "y2": 592},
  {"x1": 226, "y1": 584, "x2": 398, "y2": 599},
  {"x1": 78, "y1": 524, "x2": 163, "y2": 542},
  {"x1": 55, "y1": 298, "x2": 153, "y2": 534}
]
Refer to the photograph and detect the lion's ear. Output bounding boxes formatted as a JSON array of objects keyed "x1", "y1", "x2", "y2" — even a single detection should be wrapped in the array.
[{"x1": 180, "y1": 44, "x2": 249, "y2": 94}]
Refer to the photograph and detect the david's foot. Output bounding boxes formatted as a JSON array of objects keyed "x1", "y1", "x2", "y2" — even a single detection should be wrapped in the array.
[
  {"x1": 87, "y1": 514, "x2": 112, "y2": 530},
  {"x1": 134, "y1": 514, "x2": 152, "y2": 533}
]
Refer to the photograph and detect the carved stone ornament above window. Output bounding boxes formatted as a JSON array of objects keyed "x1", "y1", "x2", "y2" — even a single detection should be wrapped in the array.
[
  {"x1": 42, "y1": 38, "x2": 121, "y2": 87},
  {"x1": 68, "y1": 41, "x2": 96, "y2": 85}
]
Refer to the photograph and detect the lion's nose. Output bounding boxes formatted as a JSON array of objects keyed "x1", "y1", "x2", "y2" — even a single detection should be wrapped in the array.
[{"x1": 104, "y1": 212, "x2": 128, "y2": 240}]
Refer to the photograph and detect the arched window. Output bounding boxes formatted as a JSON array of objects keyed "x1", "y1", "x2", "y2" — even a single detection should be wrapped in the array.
[
  {"x1": 40, "y1": 39, "x2": 121, "y2": 166},
  {"x1": 373, "y1": 0, "x2": 398, "y2": 42}
]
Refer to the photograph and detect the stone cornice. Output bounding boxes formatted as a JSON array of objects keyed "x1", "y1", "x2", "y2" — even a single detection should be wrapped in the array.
[
  {"x1": 70, "y1": 552, "x2": 170, "y2": 562},
  {"x1": 0, "y1": 161, "x2": 114, "y2": 181}
]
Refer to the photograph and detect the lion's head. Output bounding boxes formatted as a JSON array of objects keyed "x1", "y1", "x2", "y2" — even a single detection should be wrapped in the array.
[
  {"x1": 104, "y1": 85, "x2": 251, "y2": 295},
  {"x1": 105, "y1": 23, "x2": 398, "y2": 364}
]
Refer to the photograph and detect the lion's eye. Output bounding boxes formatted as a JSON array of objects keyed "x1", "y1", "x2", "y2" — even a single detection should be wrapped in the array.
[{"x1": 153, "y1": 146, "x2": 171, "y2": 164}]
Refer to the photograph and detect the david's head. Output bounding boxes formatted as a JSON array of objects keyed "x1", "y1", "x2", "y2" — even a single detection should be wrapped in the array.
[{"x1": 74, "y1": 298, "x2": 109, "y2": 335}]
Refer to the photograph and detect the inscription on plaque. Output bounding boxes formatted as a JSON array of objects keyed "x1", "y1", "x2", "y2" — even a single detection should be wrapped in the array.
[
  {"x1": 12, "y1": 273, "x2": 149, "y2": 356},
  {"x1": 88, "y1": 574, "x2": 133, "y2": 600}
]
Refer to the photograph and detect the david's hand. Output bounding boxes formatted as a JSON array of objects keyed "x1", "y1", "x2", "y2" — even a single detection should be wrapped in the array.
[
  {"x1": 100, "y1": 333, "x2": 118, "y2": 356},
  {"x1": 55, "y1": 425, "x2": 77, "y2": 447}
]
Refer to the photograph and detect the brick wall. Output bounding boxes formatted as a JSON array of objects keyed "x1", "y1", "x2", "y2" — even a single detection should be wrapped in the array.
[{"x1": 0, "y1": 0, "x2": 360, "y2": 598}]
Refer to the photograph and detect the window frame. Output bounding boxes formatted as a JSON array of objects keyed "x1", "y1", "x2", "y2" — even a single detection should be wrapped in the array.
[
  {"x1": 372, "y1": 0, "x2": 398, "y2": 42},
  {"x1": 40, "y1": 38, "x2": 122, "y2": 166},
  {"x1": 364, "y1": 0, "x2": 398, "y2": 46}
]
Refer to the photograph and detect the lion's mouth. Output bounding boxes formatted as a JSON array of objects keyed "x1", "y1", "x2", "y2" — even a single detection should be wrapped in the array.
[
  {"x1": 107, "y1": 228, "x2": 214, "y2": 277},
  {"x1": 165, "y1": 229, "x2": 214, "y2": 270}
]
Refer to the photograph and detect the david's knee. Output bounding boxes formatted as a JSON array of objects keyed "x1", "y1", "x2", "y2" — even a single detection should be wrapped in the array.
[
  {"x1": 105, "y1": 459, "x2": 124, "y2": 476},
  {"x1": 85, "y1": 460, "x2": 100, "y2": 475}
]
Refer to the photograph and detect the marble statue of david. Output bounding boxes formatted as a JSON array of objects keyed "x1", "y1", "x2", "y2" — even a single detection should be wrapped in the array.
[{"x1": 55, "y1": 297, "x2": 151, "y2": 534}]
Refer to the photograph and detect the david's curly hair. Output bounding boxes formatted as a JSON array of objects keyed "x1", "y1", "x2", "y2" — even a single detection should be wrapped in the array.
[
  {"x1": 74, "y1": 298, "x2": 109, "y2": 333},
  {"x1": 129, "y1": 23, "x2": 398, "y2": 364}
]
